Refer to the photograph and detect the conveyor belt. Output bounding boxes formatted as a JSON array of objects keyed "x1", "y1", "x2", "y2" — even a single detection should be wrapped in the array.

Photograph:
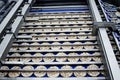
[
  {"x1": 0, "y1": 0, "x2": 119, "y2": 80},
  {"x1": 98, "y1": 0, "x2": 120, "y2": 68}
]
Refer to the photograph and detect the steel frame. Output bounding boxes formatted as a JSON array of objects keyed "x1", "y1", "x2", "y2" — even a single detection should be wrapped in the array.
[
  {"x1": 88, "y1": 0, "x2": 120, "y2": 80},
  {"x1": 0, "y1": 0, "x2": 34, "y2": 61},
  {"x1": 0, "y1": 0, "x2": 23, "y2": 39},
  {"x1": 98, "y1": 0, "x2": 120, "y2": 51},
  {"x1": 0, "y1": 0, "x2": 119, "y2": 80}
]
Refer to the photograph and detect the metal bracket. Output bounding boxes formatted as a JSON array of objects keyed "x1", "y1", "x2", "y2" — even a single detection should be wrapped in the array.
[{"x1": 92, "y1": 22, "x2": 116, "y2": 35}]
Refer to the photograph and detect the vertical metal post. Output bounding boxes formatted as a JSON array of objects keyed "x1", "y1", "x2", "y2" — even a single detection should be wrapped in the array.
[{"x1": 88, "y1": 0, "x2": 120, "y2": 80}]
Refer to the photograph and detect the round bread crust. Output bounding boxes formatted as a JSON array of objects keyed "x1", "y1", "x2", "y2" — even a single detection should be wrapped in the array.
[
  {"x1": 8, "y1": 66, "x2": 20, "y2": 78},
  {"x1": 0, "y1": 66, "x2": 9, "y2": 77},
  {"x1": 47, "y1": 66, "x2": 59, "y2": 78},
  {"x1": 34, "y1": 65, "x2": 47, "y2": 77},
  {"x1": 87, "y1": 65, "x2": 100, "y2": 77},
  {"x1": 56, "y1": 52, "x2": 66, "y2": 62},
  {"x1": 80, "y1": 57, "x2": 91, "y2": 62},
  {"x1": 20, "y1": 53, "x2": 31, "y2": 62},
  {"x1": 74, "y1": 66, "x2": 86, "y2": 77},
  {"x1": 32, "y1": 53, "x2": 42, "y2": 62},
  {"x1": 21, "y1": 66, "x2": 34, "y2": 77},
  {"x1": 60, "y1": 65, "x2": 72, "y2": 77},
  {"x1": 68, "y1": 52, "x2": 79, "y2": 62},
  {"x1": 92, "y1": 57, "x2": 101, "y2": 62},
  {"x1": 60, "y1": 71, "x2": 73, "y2": 78},
  {"x1": 43, "y1": 53, "x2": 55, "y2": 62},
  {"x1": 9, "y1": 53, "x2": 20, "y2": 61}
]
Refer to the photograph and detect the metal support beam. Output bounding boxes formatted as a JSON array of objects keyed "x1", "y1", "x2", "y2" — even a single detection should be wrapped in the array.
[
  {"x1": 88, "y1": 0, "x2": 120, "y2": 80},
  {"x1": 0, "y1": 0, "x2": 34, "y2": 61},
  {"x1": 0, "y1": 34, "x2": 14, "y2": 61},
  {"x1": 98, "y1": 0, "x2": 120, "y2": 51},
  {"x1": 0, "y1": 77, "x2": 106, "y2": 80},
  {"x1": 0, "y1": 0, "x2": 23, "y2": 39},
  {"x1": 92, "y1": 22, "x2": 116, "y2": 35}
]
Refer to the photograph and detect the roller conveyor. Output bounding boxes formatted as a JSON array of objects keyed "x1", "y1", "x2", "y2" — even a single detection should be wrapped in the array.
[
  {"x1": 98, "y1": 0, "x2": 120, "y2": 69},
  {"x1": 0, "y1": 0, "x2": 120, "y2": 80}
]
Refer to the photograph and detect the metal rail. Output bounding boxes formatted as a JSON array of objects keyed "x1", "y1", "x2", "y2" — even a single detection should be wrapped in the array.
[
  {"x1": 3, "y1": 62, "x2": 102, "y2": 65},
  {"x1": 0, "y1": 78, "x2": 106, "y2": 80},
  {"x1": 98, "y1": 0, "x2": 120, "y2": 51},
  {"x1": 0, "y1": 1, "x2": 16, "y2": 23},
  {"x1": 88, "y1": 0, "x2": 120, "y2": 80},
  {"x1": 0, "y1": 0, "x2": 23, "y2": 39},
  {"x1": 0, "y1": 0, "x2": 34, "y2": 61},
  {"x1": 9, "y1": 49, "x2": 100, "y2": 53}
]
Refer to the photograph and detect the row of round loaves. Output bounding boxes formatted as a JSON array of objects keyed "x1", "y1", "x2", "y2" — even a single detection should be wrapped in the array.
[
  {"x1": 13, "y1": 41, "x2": 97, "y2": 45},
  {"x1": 0, "y1": 65, "x2": 105, "y2": 78},
  {"x1": 10, "y1": 45, "x2": 99, "y2": 50},
  {"x1": 19, "y1": 28, "x2": 92, "y2": 33}
]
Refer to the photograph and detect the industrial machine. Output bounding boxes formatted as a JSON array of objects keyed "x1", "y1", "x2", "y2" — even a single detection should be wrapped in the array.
[{"x1": 0, "y1": 0, "x2": 120, "y2": 80}]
